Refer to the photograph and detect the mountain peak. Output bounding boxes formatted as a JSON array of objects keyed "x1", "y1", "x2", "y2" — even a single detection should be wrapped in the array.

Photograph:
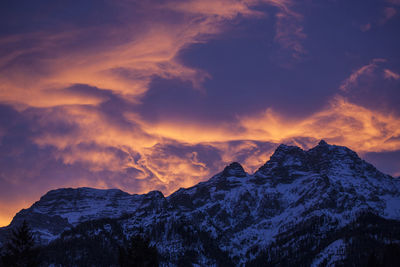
[
  {"x1": 308, "y1": 139, "x2": 333, "y2": 154},
  {"x1": 318, "y1": 139, "x2": 328, "y2": 146},
  {"x1": 256, "y1": 144, "x2": 306, "y2": 175},
  {"x1": 275, "y1": 143, "x2": 302, "y2": 152},
  {"x1": 270, "y1": 144, "x2": 305, "y2": 162},
  {"x1": 222, "y1": 162, "x2": 246, "y2": 177},
  {"x1": 257, "y1": 140, "x2": 366, "y2": 177}
]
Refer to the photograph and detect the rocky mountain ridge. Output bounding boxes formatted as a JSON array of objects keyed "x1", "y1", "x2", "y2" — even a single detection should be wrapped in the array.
[{"x1": 1, "y1": 140, "x2": 399, "y2": 266}]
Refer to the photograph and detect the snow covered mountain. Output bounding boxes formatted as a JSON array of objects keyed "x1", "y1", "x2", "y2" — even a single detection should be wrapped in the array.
[
  {"x1": 1, "y1": 140, "x2": 400, "y2": 266},
  {"x1": 0, "y1": 187, "x2": 164, "y2": 244}
]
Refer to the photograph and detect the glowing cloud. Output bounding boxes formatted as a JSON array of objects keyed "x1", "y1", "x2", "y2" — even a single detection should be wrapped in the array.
[
  {"x1": 0, "y1": 0, "x2": 304, "y2": 109},
  {"x1": 239, "y1": 96, "x2": 400, "y2": 153}
]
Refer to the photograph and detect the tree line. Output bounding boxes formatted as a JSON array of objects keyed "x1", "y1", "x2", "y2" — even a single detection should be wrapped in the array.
[{"x1": 0, "y1": 221, "x2": 159, "y2": 267}]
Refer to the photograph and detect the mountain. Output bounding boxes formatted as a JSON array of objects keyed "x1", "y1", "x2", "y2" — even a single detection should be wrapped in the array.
[
  {"x1": 0, "y1": 188, "x2": 165, "y2": 244},
  {"x1": 1, "y1": 140, "x2": 400, "y2": 266}
]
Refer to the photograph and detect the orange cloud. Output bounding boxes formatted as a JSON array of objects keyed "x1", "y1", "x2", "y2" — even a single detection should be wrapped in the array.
[
  {"x1": 0, "y1": 0, "x2": 303, "y2": 111},
  {"x1": 239, "y1": 96, "x2": 400, "y2": 153},
  {"x1": 130, "y1": 92, "x2": 400, "y2": 155},
  {"x1": 0, "y1": 28, "x2": 209, "y2": 108}
]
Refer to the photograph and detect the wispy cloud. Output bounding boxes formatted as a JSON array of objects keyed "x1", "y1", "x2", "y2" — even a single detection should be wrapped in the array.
[
  {"x1": 0, "y1": 0, "x2": 304, "y2": 109},
  {"x1": 274, "y1": 8, "x2": 306, "y2": 58},
  {"x1": 168, "y1": 0, "x2": 264, "y2": 18},
  {"x1": 384, "y1": 69, "x2": 400, "y2": 80},
  {"x1": 339, "y1": 59, "x2": 386, "y2": 92}
]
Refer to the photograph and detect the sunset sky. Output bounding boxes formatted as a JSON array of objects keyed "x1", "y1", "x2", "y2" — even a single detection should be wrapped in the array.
[{"x1": 0, "y1": 0, "x2": 400, "y2": 226}]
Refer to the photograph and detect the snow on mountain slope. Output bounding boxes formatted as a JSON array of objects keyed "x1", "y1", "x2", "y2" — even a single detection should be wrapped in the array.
[
  {"x1": 311, "y1": 239, "x2": 346, "y2": 267},
  {"x1": 0, "y1": 187, "x2": 165, "y2": 243},
  {"x1": 1, "y1": 140, "x2": 399, "y2": 265}
]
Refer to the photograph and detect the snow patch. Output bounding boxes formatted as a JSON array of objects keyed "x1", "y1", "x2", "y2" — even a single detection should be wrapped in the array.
[{"x1": 311, "y1": 239, "x2": 346, "y2": 267}]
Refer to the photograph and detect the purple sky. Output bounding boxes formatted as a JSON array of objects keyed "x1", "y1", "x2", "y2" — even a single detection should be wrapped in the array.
[{"x1": 0, "y1": 0, "x2": 399, "y2": 226}]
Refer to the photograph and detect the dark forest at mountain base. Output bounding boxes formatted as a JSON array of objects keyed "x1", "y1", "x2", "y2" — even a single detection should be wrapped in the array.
[{"x1": 1, "y1": 212, "x2": 400, "y2": 266}]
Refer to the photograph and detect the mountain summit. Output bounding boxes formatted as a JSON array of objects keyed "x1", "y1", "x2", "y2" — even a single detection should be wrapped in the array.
[
  {"x1": 222, "y1": 162, "x2": 247, "y2": 177},
  {"x1": 1, "y1": 141, "x2": 399, "y2": 266}
]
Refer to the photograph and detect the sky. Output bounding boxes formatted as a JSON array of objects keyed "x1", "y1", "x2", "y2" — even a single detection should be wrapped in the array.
[{"x1": 0, "y1": 0, "x2": 399, "y2": 226}]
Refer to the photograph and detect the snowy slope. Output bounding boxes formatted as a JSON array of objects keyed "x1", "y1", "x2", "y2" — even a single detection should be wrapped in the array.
[{"x1": 0, "y1": 188, "x2": 165, "y2": 243}]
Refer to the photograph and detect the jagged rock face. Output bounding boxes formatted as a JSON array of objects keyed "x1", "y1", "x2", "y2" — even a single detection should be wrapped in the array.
[
  {"x1": 222, "y1": 162, "x2": 247, "y2": 177},
  {"x1": 1, "y1": 141, "x2": 400, "y2": 266}
]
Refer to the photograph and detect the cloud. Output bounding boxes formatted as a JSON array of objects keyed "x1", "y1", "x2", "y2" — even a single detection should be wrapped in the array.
[
  {"x1": 360, "y1": 23, "x2": 371, "y2": 32},
  {"x1": 337, "y1": 60, "x2": 400, "y2": 116},
  {"x1": 239, "y1": 96, "x2": 400, "y2": 152},
  {"x1": 380, "y1": 7, "x2": 397, "y2": 24},
  {"x1": 339, "y1": 58, "x2": 386, "y2": 92},
  {"x1": 168, "y1": 0, "x2": 264, "y2": 18},
  {"x1": 0, "y1": 0, "x2": 304, "y2": 110},
  {"x1": 273, "y1": 7, "x2": 306, "y2": 58},
  {"x1": 384, "y1": 69, "x2": 400, "y2": 80},
  {"x1": 0, "y1": 27, "x2": 209, "y2": 107},
  {"x1": 127, "y1": 93, "x2": 400, "y2": 156},
  {"x1": 358, "y1": 1, "x2": 398, "y2": 32}
]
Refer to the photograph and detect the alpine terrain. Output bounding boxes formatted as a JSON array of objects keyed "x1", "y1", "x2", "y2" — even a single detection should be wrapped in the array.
[{"x1": 1, "y1": 140, "x2": 400, "y2": 266}]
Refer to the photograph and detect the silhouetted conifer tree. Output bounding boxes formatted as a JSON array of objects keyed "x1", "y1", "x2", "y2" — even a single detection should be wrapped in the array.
[
  {"x1": 119, "y1": 235, "x2": 159, "y2": 267},
  {"x1": 382, "y1": 243, "x2": 400, "y2": 267},
  {"x1": 1, "y1": 220, "x2": 39, "y2": 267},
  {"x1": 367, "y1": 252, "x2": 380, "y2": 267}
]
